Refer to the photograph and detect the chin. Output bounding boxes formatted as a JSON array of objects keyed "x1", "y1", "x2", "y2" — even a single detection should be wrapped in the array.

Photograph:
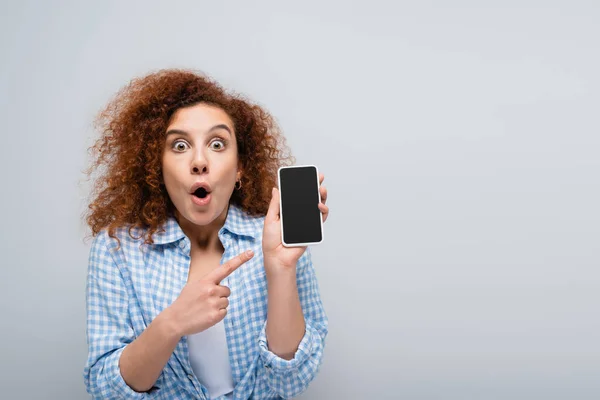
[
  {"x1": 188, "y1": 204, "x2": 227, "y2": 224},
  {"x1": 186, "y1": 213, "x2": 211, "y2": 225}
]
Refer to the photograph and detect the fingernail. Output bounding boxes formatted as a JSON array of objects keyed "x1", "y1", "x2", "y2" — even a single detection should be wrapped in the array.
[{"x1": 246, "y1": 249, "x2": 254, "y2": 257}]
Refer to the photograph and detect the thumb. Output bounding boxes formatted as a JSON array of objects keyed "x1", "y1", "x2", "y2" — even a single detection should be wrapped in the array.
[{"x1": 265, "y1": 187, "x2": 280, "y2": 224}]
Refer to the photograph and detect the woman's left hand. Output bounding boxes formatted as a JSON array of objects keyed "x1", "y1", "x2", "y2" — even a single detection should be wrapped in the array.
[{"x1": 262, "y1": 173, "x2": 329, "y2": 272}]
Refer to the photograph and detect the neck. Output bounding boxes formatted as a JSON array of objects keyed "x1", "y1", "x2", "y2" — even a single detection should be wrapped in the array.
[{"x1": 175, "y1": 204, "x2": 229, "y2": 252}]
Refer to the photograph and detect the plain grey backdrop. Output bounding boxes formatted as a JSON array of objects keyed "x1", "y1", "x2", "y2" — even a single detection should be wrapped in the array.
[{"x1": 1, "y1": 0, "x2": 598, "y2": 399}]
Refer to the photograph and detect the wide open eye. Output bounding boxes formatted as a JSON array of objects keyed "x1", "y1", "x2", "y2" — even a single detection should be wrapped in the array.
[
  {"x1": 210, "y1": 139, "x2": 226, "y2": 151},
  {"x1": 173, "y1": 140, "x2": 189, "y2": 152}
]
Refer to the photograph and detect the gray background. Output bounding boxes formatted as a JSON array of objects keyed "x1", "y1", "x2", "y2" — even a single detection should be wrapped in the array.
[{"x1": 1, "y1": 0, "x2": 598, "y2": 399}]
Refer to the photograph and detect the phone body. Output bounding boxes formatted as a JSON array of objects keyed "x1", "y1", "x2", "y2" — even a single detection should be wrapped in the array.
[{"x1": 277, "y1": 165, "x2": 324, "y2": 247}]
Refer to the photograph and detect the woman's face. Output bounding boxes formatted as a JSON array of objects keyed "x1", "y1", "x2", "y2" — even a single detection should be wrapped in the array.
[{"x1": 162, "y1": 103, "x2": 241, "y2": 227}]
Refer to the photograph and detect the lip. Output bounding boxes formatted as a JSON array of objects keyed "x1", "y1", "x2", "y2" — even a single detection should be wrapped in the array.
[
  {"x1": 189, "y1": 181, "x2": 212, "y2": 194},
  {"x1": 191, "y1": 192, "x2": 211, "y2": 207}
]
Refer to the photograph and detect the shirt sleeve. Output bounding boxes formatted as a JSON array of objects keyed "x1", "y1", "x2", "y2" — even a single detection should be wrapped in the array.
[
  {"x1": 257, "y1": 247, "x2": 329, "y2": 398},
  {"x1": 82, "y1": 231, "x2": 161, "y2": 399}
]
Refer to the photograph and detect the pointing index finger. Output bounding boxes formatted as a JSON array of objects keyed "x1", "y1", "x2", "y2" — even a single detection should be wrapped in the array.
[{"x1": 208, "y1": 249, "x2": 254, "y2": 284}]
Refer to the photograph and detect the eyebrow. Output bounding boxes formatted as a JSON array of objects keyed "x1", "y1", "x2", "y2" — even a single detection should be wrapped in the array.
[{"x1": 165, "y1": 124, "x2": 233, "y2": 138}]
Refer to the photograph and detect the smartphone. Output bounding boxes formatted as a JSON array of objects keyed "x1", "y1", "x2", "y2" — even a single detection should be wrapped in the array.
[{"x1": 277, "y1": 165, "x2": 324, "y2": 247}]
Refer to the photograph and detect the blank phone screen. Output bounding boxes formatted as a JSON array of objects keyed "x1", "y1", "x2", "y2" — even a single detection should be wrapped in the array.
[{"x1": 279, "y1": 166, "x2": 322, "y2": 245}]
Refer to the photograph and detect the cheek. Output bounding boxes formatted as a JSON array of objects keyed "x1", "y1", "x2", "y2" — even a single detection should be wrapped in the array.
[
  {"x1": 162, "y1": 175, "x2": 177, "y2": 200},
  {"x1": 161, "y1": 160, "x2": 182, "y2": 192},
  {"x1": 162, "y1": 155, "x2": 187, "y2": 175}
]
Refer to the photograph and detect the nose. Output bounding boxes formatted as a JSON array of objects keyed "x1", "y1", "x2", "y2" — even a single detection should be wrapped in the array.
[{"x1": 191, "y1": 150, "x2": 208, "y2": 174}]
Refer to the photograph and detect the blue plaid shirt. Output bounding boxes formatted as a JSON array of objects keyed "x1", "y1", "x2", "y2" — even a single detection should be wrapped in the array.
[{"x1": 83, "y1": 203, "x2": 328, "y2": 399}]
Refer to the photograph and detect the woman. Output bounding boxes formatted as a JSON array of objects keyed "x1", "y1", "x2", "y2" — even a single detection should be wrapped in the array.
[{"x1": 82, "y1": 69, "x2": 329, "y2": 399}]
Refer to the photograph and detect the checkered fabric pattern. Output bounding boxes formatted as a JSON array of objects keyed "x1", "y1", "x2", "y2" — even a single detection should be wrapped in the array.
[{"x1": 83, "y1": 203, "x2": 328, "y2": 399}]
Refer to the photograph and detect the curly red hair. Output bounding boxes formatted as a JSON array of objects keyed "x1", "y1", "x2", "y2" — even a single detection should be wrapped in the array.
[{"x1": 82, "y1": 68, "x2": 295, "y2": 246}]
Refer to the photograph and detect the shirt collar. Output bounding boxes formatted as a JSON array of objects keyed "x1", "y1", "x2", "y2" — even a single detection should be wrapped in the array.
[{"x1": 150, "y1": 202, "x2": 262, "y2": 245}]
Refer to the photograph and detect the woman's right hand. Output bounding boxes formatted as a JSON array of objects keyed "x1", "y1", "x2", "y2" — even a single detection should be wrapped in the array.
[{"x1": 166, "y1": 249, "x2": 254, "y2": 337}]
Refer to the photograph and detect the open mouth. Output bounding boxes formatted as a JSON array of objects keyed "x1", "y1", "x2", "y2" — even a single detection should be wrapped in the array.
[{"x1": 193, "y1": 187, "x2": 209, "y2": 199}]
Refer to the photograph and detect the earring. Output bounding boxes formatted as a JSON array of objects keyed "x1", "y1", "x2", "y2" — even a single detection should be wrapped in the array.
[{"x1": 235, "y1": 179, "x2": 242, "y2": 190}]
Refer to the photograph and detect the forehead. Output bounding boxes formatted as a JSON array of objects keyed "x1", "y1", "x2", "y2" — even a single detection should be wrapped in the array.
[{"x1": 167, "y1": 103, "x2": 234, "y2": 131}]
